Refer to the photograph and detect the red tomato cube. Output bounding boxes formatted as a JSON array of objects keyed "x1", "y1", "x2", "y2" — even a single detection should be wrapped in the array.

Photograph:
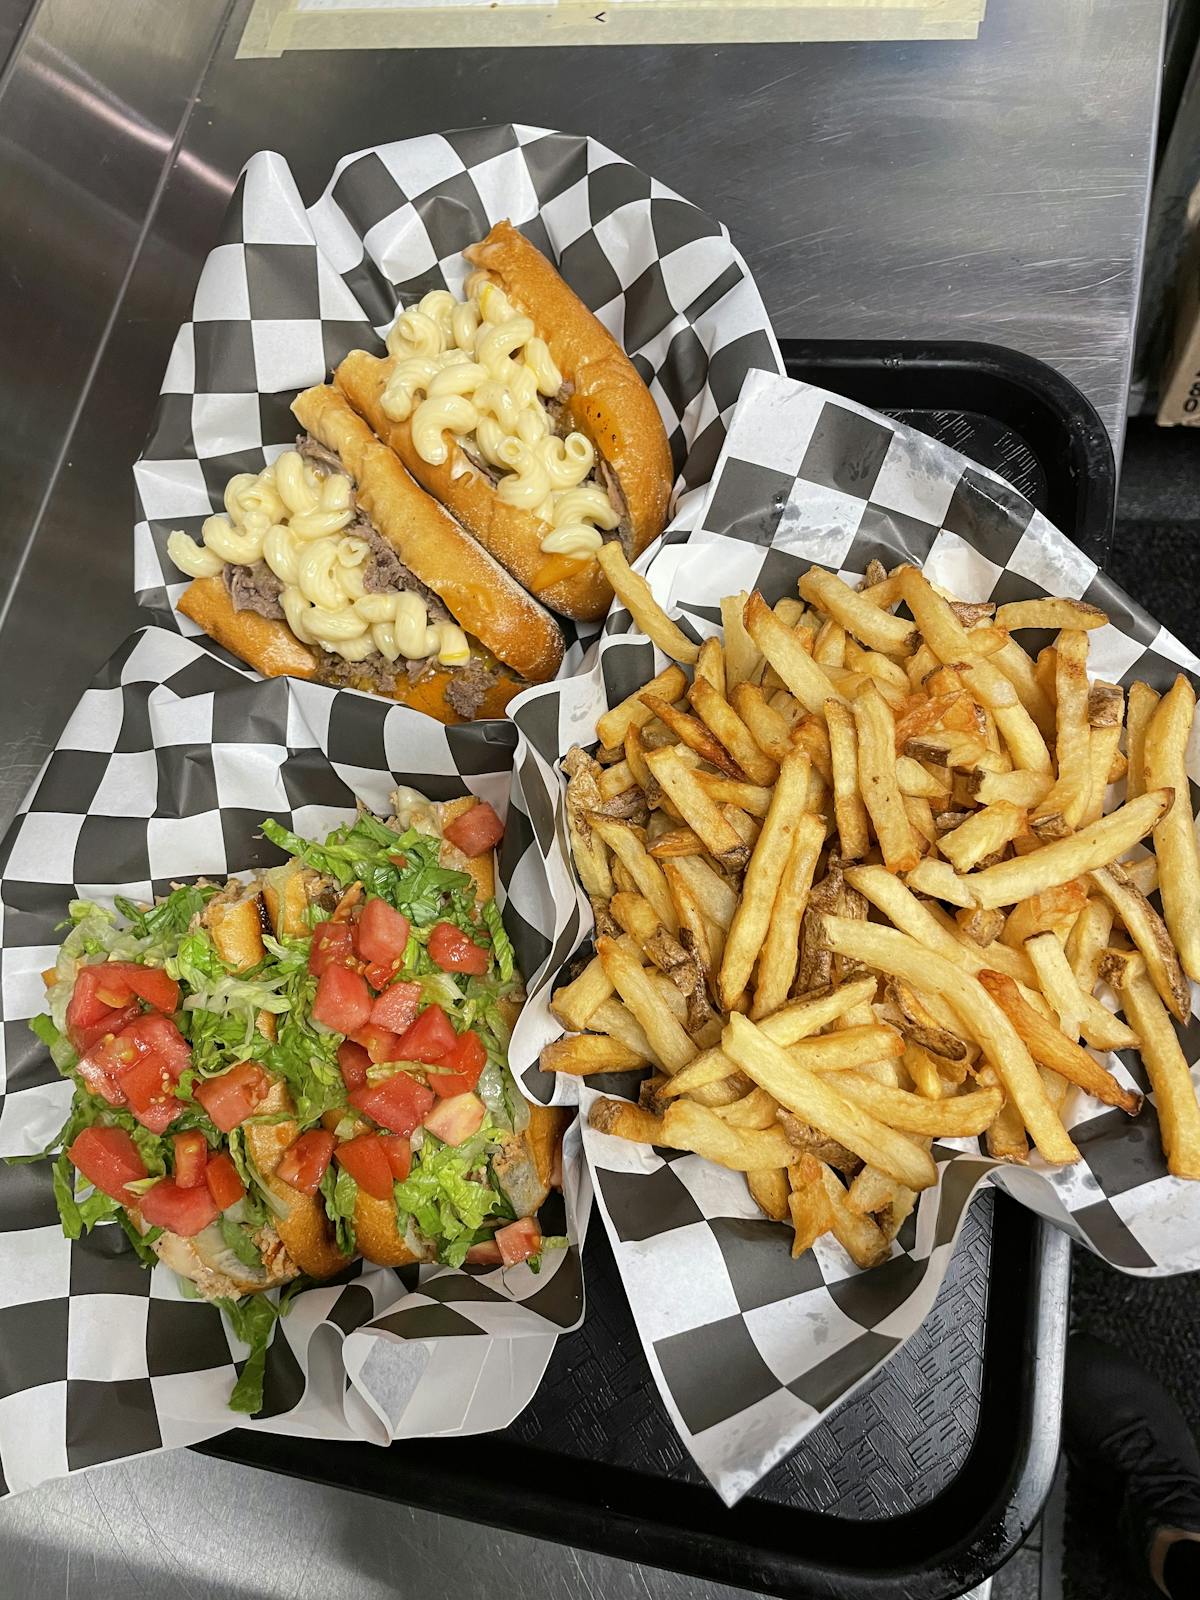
[
  {"x1": 428, "y1": 922, "x2": 489, "y2": 976},
  {"x1": 78, "y1": 1031, "x2": 137, "y2": 1106},
  {"x1": 429, "y1": 1029, "x2": 487, "y2": 1099},
  {"x1": 349, "y1": 1072, "x2": 435, "y2": 1137},
  {"x1": 173, "y1": 1130, "x2": 208, "y2": 1189},
  {"x1": 68, "y1": 1002, "x2": 141, "y2": 1057},
  {"x1": 422, "y1": 1092, "x2": 485, "y2": 1147},
  {"x1": 355, "y1": 1022, "x2": 402, "y2": 1065},
  {"x1": 120, "y1": 1053, "x2": 176, "y2": 1116},
  {"x1": 120, "y1": 1013, "x2": 191, "y2": 1079},
  {"x1": 139, "y1": 1179, "x2": 219, "y2": 1237},
  {"x1": 357, "y1": 899, "x2": 411, "y2": 966},
  {"x1": 67, "y1": 1126, "x2": 147, "y2": 1202},
  {"x1": 496, "y1": 1215, "x2": 542, "y2": 1266},
  {"x1": 337, "y1": 1040, "x2": 371, "y2": 1092},
  {"x1": 194, "y1": 1061, "x2": 271, "y2": 1133},
  {"x1": 335, "y1": 1134, "x2": 394, "y2": 1201},
  {"x1": 275, "y1": 1129, "x2": 335, "y2": 1196},
  {"x1": 67, "y1": 966, "x2": 122, "y2": 1033},
  {"x1": 313, "y1": 963, "x2": 371, "y2": 1035},
  {"x1": 465, "y1": 1238, "x2": 504, "y2": 1266},
  {"x1": 204, "y1": 1151, "x2": 246, "y2": 1211},
  {"x1": 397, "y1": 1005, "x2": 456, "y2": 1063},
  {"x1": 309, "y1": 920, "x2": 356, "y2": 977},
  {"x1": 377, "y1": 1134, "x2": 411, "y2": 1182},
  {"x1": 369, "y1": 980, "x2": 422, "y2": 1033},
  {"x1": 443, "y1": 801, "x2": 504, "y2": 858},
  {"x1": 100, "y1": 962, "x2": 180, "y2": 1015}
]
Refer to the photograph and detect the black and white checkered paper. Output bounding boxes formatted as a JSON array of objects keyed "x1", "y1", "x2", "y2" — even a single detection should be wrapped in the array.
[
  {"x1": 505, "y1": 367, "x2": 1200, "y2": 1505},
  {"x1": 0, "y1": 628, "x2": 590, "y2": 1496},
  {"x1": 132, "y1": 124, "x2": 782, "y2": 654}
]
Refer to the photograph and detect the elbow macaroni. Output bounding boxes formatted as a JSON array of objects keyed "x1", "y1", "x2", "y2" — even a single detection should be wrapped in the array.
[
  {"x1": 166, "y1": 449, "x2": 469, "y2": 672},
  {"x1": 381, "y1": 273, "x2": 622, "y2": 559}
]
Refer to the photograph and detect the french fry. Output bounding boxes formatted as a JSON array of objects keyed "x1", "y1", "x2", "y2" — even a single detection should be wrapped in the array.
[
  {"x1": 963, "y1": 790, "x2": 1173, "y2": 909},
  {"x1": 589, "y1": 817, "x2": 679, "y2": 934},
  {"x1": 781, "y1": 1117, "x2": 861, "y2": 1174},
  {"x1": 788, "y1": 1158, "x2": 835, "y2": 1255},
  {"x1": 596, "y1": 664, "x2": 688, "y2": 750},
  {"x1": 695, "y1": 636, "x2": 725, "y2": 697},
  {"x1": 721, "y1": 591, "x2": 760, "y2": 689},
  {"x1": 647, "y1": 827, "x2": 705, "y2": 859},
  {"x1": 1023, "y1": 931, "x2": 1087, "y2": 1041},
  {"x1": 1089, "y1": 862, "x2": 1191, "y2": 1023},
  {"x1": 748, "y1": 1167, "x2": 791, "y2": 1223},
  {"x1": 902, "y1": 1042, "x2": 944, "y2": 1099},
  {"x1": 563, "y1": 750, "x2": 613, "y2": 898},
  {"x1": 813, "y1": 617, "x2": 846, "y2": 668},
  {"x1": 541, "y1": 1034, "x2": 646, "y2": 1074},
  {"x1": 587, "y1": 997, "x2": 659, "y2": 1063},
  {"x1": 786, "y1": 1025, "x2": 906, "y2": 1072},
  {"x1": 623, "y1": 724, "x2": 654, "y2": 796},
  {"x1": 895, "y1": 755, "x2": 950, "y2": 799},
  {"x1": 719, "y1": 752, "x2": 811, "y2": 1010},
  {"x1": 994, "y1": 598, "x2": 1108, "y2": 632},
  {"x1": 884, "y1": 977, "x2": 970, "y2": 1060},
  {"x1": 693, "y1": 773, "x2": 774, "y2": 817},
  {"x1": 819, "y1": 698, "x2": 869, "y2": 862},
  {"x1": 792, "y1": 715, "x2": 834, "y2": 786},
  {"x1": 665, "y1": 854, "x2": 738, "y2": 930},
  {"x1": 610, "y1": 890, "x2": 664, "y2": 947},
  {"x1": 938, "y1": 801, "x2": 1027, "y2": 873},
  {"x1": 597, "y1": 936, "x2": 697, "y2": 1075},
  {"x1": 1082, "y1": 682, "x2": 1124, "y2": 826},
  {"x1": 1066, "y1": 896, "x2": 1114, "y2": 994},
  {"x1": 641, "y1": 693, "x2": 744, "y2": 779},
  {"x1": 814, "y1": 1162, "x2": 892, "y2": 1269},
  {"x1": 597, "y1": 760, "x2": 637, "y2": 801},
  {"x1": 723, "y1": 1013, "x2": 938, "y2": 1189},
  {"x1": 1121, "y1": 854, "x2": 1158, "y2": 896},
  {"x1": 1144, "y1": 675, "x2": 1200, "y2": 984},
  {"x1": 820, "y1": 915, "x2": 1078, "y2": 1164},
  {"x1": 752, "y1": 815, "x2": 825, "y2": 1018},
  {"x1": 728, "y1": 682, "x2": 796, "y2": 764},
  {"x1": 799, "y1": 566, "x2": 919, "y2": 655},
  {"x1": 833, "y1": 1072, "x2": 1003, "y2": 1136},
  {"x1": 847, "y1": 1161, "x2": 908, "y2": 1219},
  {"x1": 977, "y1": 972, "x2": 1142, "y2": 1114},
  {"x1": 661, "y1": 1098, "x2": 795, "y2": 1171},
  {"x1": 643, "y1": 746, "x2": 751, "y2": 874},
  {"x1": 551, "y1": 956, "x2": 614, "y2": 1031},
  {"x1": 1118, "y1": 956, "x2": 1200, "y2": 1179},
  {"x1": 588, "y1": 1097, "x2": 665, "y2": 1143},
  {"x1": 650, "y1": 1044, "x2": 749, "y2": 1102},
  {"x1": 750, "y1": 975, "x2": 880, "y2": 1046},
  {"x1": 744, "y1": 591, "x2": 846, "y2": 714},
  {"x1": 596, "y1": 543, "x2": 700, "y2": 664},
  {"x1": 955, "y1": 905, "x2": 1007, "y2": 947},
  {"x1": 716, "y1": 1087, "x2": 781, "y2": 1130},
  {"x1": 904, "y1": 857, "x2": 976, "y2": 909},
  {"x1": 844, "y1": 638, "x2": 911, "y2": 692},
  {"x1": 1125, "y1": 679, "x2": 1160, "y2": 806},
  {"x1": 1033, "y1": 630, "x2": 1092, "y2": 831},
  {"x1": 987, "y1": 1100, "x2": 1030, "y2": 1163},
  {"x1": 853, "y1": 683, "x2": 920, "y2": 872},
  {"x1": 970, "y1": 768, "x2": 1055, "y2": 808},
  {"x1": 1001, "y1": 879, "x2": 1088, "y2": 949},
  {"x1": 688, "y1": 677, "x2": 779, "y2": 786}
]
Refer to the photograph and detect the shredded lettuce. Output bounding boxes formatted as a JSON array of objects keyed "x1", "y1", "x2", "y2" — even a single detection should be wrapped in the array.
[
  {"x1": 263, "y1": 961, "x2": 347, "y2": 1125},
  {"x1": 217, "y1": 1293, "x2": 281, "y2": 1415},
  {"x1": 29, "y1": 1012, "x2": 77, "y2": 1073},
  {"x1": 114, "y1": 884, "x2": 218, "y2": 945},
  {"x1": 118, "y1": 1213, "x2": 162, "y2": 1266},
  {"x1": 219, "y1": 1213, "x2": 263, "y2": 1269},
  {"x1": 392, "y1": 1128, "x2": 509, "y2": 1267},
  {"x1": 480, "y1": 899, "x2": 515, "y2": 983},
  {"x1": 320, "y1": 1165, "x2": 358, "y2": 1257}
]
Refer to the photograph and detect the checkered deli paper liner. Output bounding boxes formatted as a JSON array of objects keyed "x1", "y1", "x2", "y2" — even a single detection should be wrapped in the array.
[
  {"x1": 0, "y1": 630, "x2": 591, "y2": 1496},
  {"x1": 130, "y1": 123, "x2": 781, "y2": 649},
  {"x1": 503, "y1": 367, "x2": 1200, "y2": 1506}
]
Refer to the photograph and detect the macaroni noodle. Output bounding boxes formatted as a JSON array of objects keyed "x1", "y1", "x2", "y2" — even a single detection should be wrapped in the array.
[{"x1": 166, "y1": 448, "x2": 471, "y2": 672}]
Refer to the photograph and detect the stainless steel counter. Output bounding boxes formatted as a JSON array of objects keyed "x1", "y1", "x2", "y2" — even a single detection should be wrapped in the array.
[{"x1": 0, "y1": 0, "x2": 1164, "y2": 1595}]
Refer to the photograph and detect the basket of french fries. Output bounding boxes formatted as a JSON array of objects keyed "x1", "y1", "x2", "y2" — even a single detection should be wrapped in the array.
[{"x1": 505, "y1": 367, "x2": 1200, "y2": 1504}]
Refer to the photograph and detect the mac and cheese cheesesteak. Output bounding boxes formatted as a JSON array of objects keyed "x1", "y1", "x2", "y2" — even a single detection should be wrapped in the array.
[
  {"x1": 335, "y1": 221, "x2": 673, "y2": 624},
  {"x1": 168, "y1": 385, "x2": 565, "y2": 723}
]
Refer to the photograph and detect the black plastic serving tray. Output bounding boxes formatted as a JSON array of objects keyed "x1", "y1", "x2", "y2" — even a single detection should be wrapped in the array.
[{"x1": 196, "y1": 340, "x2": 1114, "y2": 1599}]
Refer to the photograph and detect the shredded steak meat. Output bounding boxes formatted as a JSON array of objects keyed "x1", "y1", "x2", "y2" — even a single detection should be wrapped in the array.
[
  {"x1": 444, "y1": 658, "x2": 502, "y2": 719},
  {"x1": 224, "y1": 561, "x2": 285, "y2": 621},
  {"x1": 597, "y1": 458, "x2": 632, "y2": 548},
  {"x1": 296, "y1": 433, "x2": 348, "y2": 478}
]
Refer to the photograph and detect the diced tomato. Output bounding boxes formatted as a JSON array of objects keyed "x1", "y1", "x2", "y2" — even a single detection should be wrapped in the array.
[
  {"x1": 68, "y1": 966, "x2": 121, "y2": 1031},
  {"x1": 354, "y1": 1022, "x2": 402, "y2": 1065},
  {"x1": 443, "y1": 801, "x2": 504, "y2": 858},
  {"x1": 120, "y1": 1013, "x2": 191, "y2": 1079},
  {"x1": 194, "y1": 1061, "x2": 271, "y2": 1133},
  {"x1": 275, "y1": 1129, "x2": 335, "y2": 1196},
  {"x1": 313, "y1": 963, "x2": 371, "y2": 1035},
  {"x1": 364, "y1": 959, "x2": 400, "y2": 991},
  {"x1": 337, "y1": 1039, "x2": 371, "y2": 1092},
  {"x1": 496, "y1": 1215, "x2": 542, "y2": 1267},
  {"x1": 335, "y1": 1134, "x2": 394, "y2": 1201},
  {"x1": 422, "y1": 1091, "x2": 485, "y2": 1147},
  {"x1": 173, "y1": 1130, "x2": 208, "y2": 1189},
  {"x1": 465, "y1": 1238, "x2": 503, "y2": 1266},
  {"x1": 69, "y1": 1002, "x2": 141, "y2": 1056},
  {"x1": 119, "y1": 1051, "x2": 179, "y2": 1124},
  {"x1": 67, "y1": 1126, "x2": 147, "y2": 1202},
  {"x1": 204, "y1": 1151, "x2": 245, "y2": 1211},
  {"x1": 377, "y1": 1134, "x2": 411, "y2": 1182},
  {"x1": 357, "y1": 899, "x2": 411, "y2": 966},
  {"x1": 139, "y1": 1178, "x2": 219, "y2": 1237},
  {"x1": 369, "y1": 980, "x2": 421, "y2": 1033},
  {"x1": 349, "y1": 1071, "x2": 435, "y2": 1137},
  {"x1": 98, "y1": 962, "x2": 180, "y2": 1015},
  {"x1": 428, "y1": 922, "x2": 489, "y2": 976},
  {"x1": 397, "y1": 1004, "x2": 456, "y2": 1063},
  {"x1": 309, "y1": 920, "x2": 356, "y2": 977},
  {"x1": 429, "y1": 1029, "x2": 486, "y2": 1099},
  {"x1": 78, "y1": 1031, "x2": 137, "y2": 1105}
]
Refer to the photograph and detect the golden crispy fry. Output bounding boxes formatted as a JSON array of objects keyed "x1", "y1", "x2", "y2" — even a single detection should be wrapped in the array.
[
  {"x1": 752, "y1": 815, "x2": 825, "y2": 1019},
  {"x1": 610, "y1": 891, "x2": 664, "y2": 948},
  {"x1": 693, "y1": 772, "x2": 774, "y2": 817},
  {"x1": 994, "y1": 598, "x2": 1108, "y2": 632},
  {"x1": 1032, "y1": 630, "x2": 1092, "y2": 831},
  {"x1": 748, "y1": 1167, "x2": 791, "y2": 1223},
  {"x1": 688, "y1": 677, "x2": 779, "y2": 786},
  {"x1": 1117, "y1": 957, "x2": 1200, "y2": 1179},
  {"x1": 823, "y1": 698, "x2": 870, "y2": 862},
  {"x1": 588, "y1": 1097, "x2": 666, "y2": 1143},
  {"x1": 695, "y1": 636, "x2": 725, "y2": 697},
  {"x1": 969, "y1": 768, "x2": 1055, "y2": 808},
  {"x1": 977, "y1": 971, "x2": 1142, "y2": 1114},
  {"x1": 787, "y1": 1158, "x2": 835, "y2": 1255},
  {"x1": 664, "y1": 854, "x2": 738, "y2": 930},
  {"x1": 720, "y1": 591, "x2": 761, "y2": 690},
  {"x1": 955, "y1": 905, "x2": 1007, "y2": 947},
  {"x1": 551, "y1": 955, "x2": 615, "y2": 1032},
  {"x1": 597, "y1": 760, "x2": 637, "y2": 801},
  {"x1": 622, "y1": 724, "x2": 654, "y2": 797},
  {"x1": 938, "y1": 801, "x2": 1028, "y2": 873},
  {"x1": 744, "y1": 591, "x2": 846, "y2": 714},
  {"x1": 541, "y1": 1034, "x2": 646, "y2": 1074},
  {"x1": 596, "y1": 543, "x2": 700, "y2": 664},
  {"x1": 1082, "y1": 682, "x2": 1124, "y2": 826},
  {"x1": 728, "y1": 683, "x2": 796, "y2": 764},
  {"x1": 813, "y1": 1162, "x2": 892, "y2": 1269},
  {"x1": 723, "y1": 1013, "x2": 938, "y2": 1189},
  {"x1": 718, "y1": 752, "x2": 811, "y2": 1010},
  {"x1": 964, "y1": 790, "x2": 1173, "y2": 909},
  {"x1": 596, "y1": 665, "x2": 688, "y2": 751},
  {"x1": 587, "y1": 997, "x2": 659, "y2": 1063},
  {"x1": 589, "y1": 817, "x2": 679, "y2": 933},
  {"x1": 1126, "y1": 680, "x2": 1160, "y2": 805},
  {"x1": 717, "y1": 1087, "x2": 781, "y2": 1130},
  {"x1": 853, "y1": 683, "x2": 921, "y2": 872},
  {"x1": 643, "y1": 746, "x2": 751, "y2": 874},
  {"x1": 1121, "y1": 855, "x2": 1158, "y2": 896},
  {"x1": 563, "y1": 750, "x2": 613, "y2": 898},
  {"x1": 646, "y1": 827, "x2": 705, "y2": 860},
  {"x1": 641, "y1": 693, "x2": 744, "y2": 779},
  {"x1": 1066, "y1": 896, "x2": 1114, "y2": 994},
  {"x1": 799, "y1": 566, "x2": 919, "y2": 655},
  {"x1": 844, "y1": 638, "x2": 912, "y2": 692},
  {"x1": 1001, "y1": 879, "x2": 1088, "y2": 949},
  {"x1": 904, "y1": 857, "x2": 976, "y2": 909},
  {"x1": 1145, "y1": 675, "x2": 1200, "y2": 984},
  {"x1": 792, "y1": 714, "x2": 834, "y2": 787},
  {"x1": 749, "y1": 976, "x2": 881, "y2": 1046},
  {"x1": 895, "y1": 756, "x2": 950, "y2": 799},
  {"x1": 813, "y1": 617, "x2": 846, "y2": 668},
  {"x1": 833, "y1": 1072, "x2": 1003, "y2": 1136},
  {"x1": 1089, "y1": 862, "x2": 1191, "y2": 1023},
  {"x1": 597, "y1": 936, "x2": 697, "y2": 1075},
  {"x1": 821, "y1": 915, "x2": 1078, "y2": 1164},
  {"x1": 987, "y1": 1100, "x2": 1030, "y2": 1163},
  {"x1": 1024, "y1": 929, "x2": 1090, "y2": 1040},
  {"x1": 884, "y1": 977, "x2": 970, "y2": 1060},
  {"x1": 902, "y1": 1042, "x2": 944, "y2": 1099},
  {"x1": 846, "y1": 1163, "x2": 910, "y2": 1224},
  {"x1": 660, "y1": 1098, "x2": 795, "y2": 1171},
  {"x1": 785, "y1": 1025, "x2": 905, "y2": 1072}
]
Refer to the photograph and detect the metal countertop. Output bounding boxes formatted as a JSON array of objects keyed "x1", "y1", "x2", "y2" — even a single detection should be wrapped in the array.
[{"x1": 0, "y1": 0, "x2": 1164, "y2": 1595}]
